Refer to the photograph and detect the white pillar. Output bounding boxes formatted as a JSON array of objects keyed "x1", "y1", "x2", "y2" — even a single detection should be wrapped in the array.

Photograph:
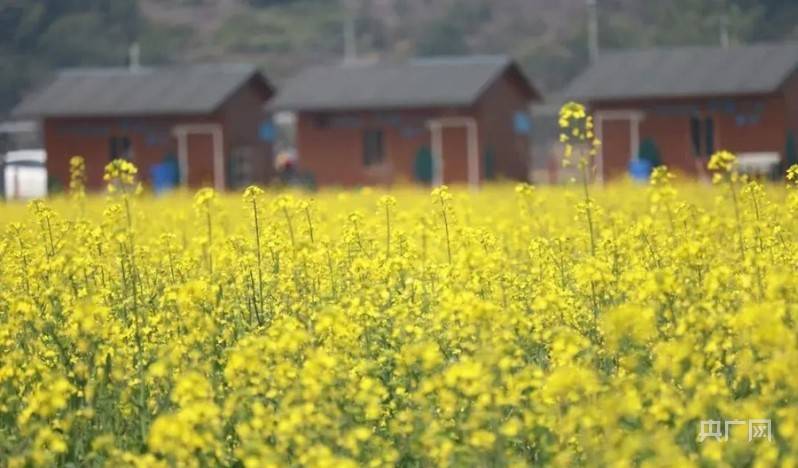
[
  {"x1": 212, "y1": 126, "x2": 225, "y2": 191},
  {"x1": 429, "y1": 122, "x2": 444, "y2": 187},
  {"x1": 467, "y1": 120, "x2": 479, "y2": 190},
  {"x1": 630, "y1": 116, "x2": 640, "y2": 162},
  {"x1": 176, "y1": 131, "x2": 188, "y2": 186},
  {"x1": 594, "y1": 114, "x2": 604, "y2": 184}
]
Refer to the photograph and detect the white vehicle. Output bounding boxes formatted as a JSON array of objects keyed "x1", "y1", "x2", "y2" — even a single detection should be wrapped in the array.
[
  {"x1": 736, "y1": 152, "x2": 781, "y2": 177},
  {"x1": 3, "y1": 149, "x2": 47, "y2": 200}
]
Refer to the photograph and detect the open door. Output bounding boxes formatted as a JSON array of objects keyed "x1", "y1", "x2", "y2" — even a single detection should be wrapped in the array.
[
  {"x1": 186, "y1": 133, "x2": 215, "y2": 187},
  {"x1": 414, "y1": 146, "x2": 433, "y2": 185},
  {"x1": 440, "y1": 125, "x2": 469, "y2": 184}
]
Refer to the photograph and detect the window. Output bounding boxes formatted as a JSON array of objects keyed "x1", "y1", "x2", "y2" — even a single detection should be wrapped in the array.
[
  {"x1": 109, "y1": 136, "x2": 132, "y2": 161},
  {"x1": 363, "y1": 129, "x2": 384, "y2": 167},
  {"x1": 689, "y1": 115, "x2": 715, "y2": 157},
  {"x1": 513, "y1": 111, "x2": 532, "y2": 135},
  {"x1": 229, "y1": 147, "x2": 255, "y2": 189},
  {"x1": 690, "y1": 116, "x2": 702, "y2": 155},
  {"x1": 704, "y1": 117, "x2": 715, "y2": 156},
  {"x1": 313, "y1": 114, "x2": 331, "y2": 129}
]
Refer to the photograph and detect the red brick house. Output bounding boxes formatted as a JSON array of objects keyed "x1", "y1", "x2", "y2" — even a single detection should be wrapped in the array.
[
  {"x1": 13, "y1": 64, "x2": 275, "y2": 192},
  {"x1": 270, "y1": 56, "x2": 540, "y2": 187},
  {"x1": 563, "y1": 43, "x2": 798, "y2": 180}
]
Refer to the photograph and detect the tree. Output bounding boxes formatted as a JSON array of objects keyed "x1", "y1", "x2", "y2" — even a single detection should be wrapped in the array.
[
  {"x1": 0, "y1": 0, "x2": 165, "y2": 117},
  {"x1": 415, "y1": 1, "x2": 489, "y2": 56}
]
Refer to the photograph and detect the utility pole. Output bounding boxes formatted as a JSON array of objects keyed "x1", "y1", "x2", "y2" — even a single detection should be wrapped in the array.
[
  {"x1": 720, "y1": 13, "x2": 730, "y2": 48},
  {"x1": 343, "y1": 0, "x2": 357, "y2": 63},
  {"x1": 586, "y1": 0, "x2": 599, "y2": 63},
  {"x1": 344, "y1": 15, "x2": 357, "y2": 63},
  {"x1": 0, "y1": 154, "x2": 5, "y2": 202},
  {"x1": 128, "y1": 42, "x2": 141, "y2": 70}
]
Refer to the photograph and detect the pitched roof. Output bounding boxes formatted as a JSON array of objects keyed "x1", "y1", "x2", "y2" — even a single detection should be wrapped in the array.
[
  {"x1": 563, "y1": 43, "x2": 798, "y2": 102},
  {"x1": 13, "y1": 63, "x2": 273, "y2": 118},
  {"x1": 270, "y1": 55, "x2": 539, "y2": 111}
]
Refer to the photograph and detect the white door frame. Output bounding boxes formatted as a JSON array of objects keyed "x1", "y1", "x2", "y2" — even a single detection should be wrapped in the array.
[
  {"x1": 173, "y1": 123, "x2": 225, "y2": 191},
  {"x1": 427, "y1": 117, "x2": 480, "y2": 190},
  {"x1": 594, "y1": 110, "x2": 644, "y2": 183}
]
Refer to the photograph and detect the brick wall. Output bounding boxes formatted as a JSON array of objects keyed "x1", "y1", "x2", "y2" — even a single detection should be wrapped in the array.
[{"x1": 296, "y1": 108, "x2": 467, "y2": 187}]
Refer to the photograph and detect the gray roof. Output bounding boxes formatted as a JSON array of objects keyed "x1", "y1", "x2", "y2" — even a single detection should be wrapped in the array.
[
  {"x1": 270, "y1": 55, "x2": 539, "y2": 111},
  {"x1": 13, "y1": 63, "x2": 272, "y2": 118},
  {"x1": 563, "y1": 43, "x2": 798, "y2": 102}
]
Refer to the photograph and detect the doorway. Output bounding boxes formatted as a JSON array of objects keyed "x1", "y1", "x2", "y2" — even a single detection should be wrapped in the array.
[
  {"x1": 173, "y1": 124, "x2": 225, "y2": 190},
  {"x1": 594, "y1": 110, "x2": 644, "y2": 182},
  {"x1": 427, "y1": 117, "x2": 480, "y2": 189}
]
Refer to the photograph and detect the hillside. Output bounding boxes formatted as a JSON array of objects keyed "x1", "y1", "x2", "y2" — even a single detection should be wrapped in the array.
[{"x1": 2, "y1": 0, "x2": 798, "y2": 116}]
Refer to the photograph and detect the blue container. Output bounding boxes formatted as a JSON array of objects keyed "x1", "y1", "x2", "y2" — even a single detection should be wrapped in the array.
[
  {"x1": 628, "y1": 158, "x2": 653, "y2": 182},
  {"x1": 150, "y1": 159, "x2": 179, "y2": 194}
]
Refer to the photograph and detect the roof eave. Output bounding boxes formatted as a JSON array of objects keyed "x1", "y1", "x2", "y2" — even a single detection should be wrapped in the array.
[
  {"x1": 573, "y1": 88, "x2": 783, "y2": 105},
  {"x1": 14, "y1": 109, "x2": 222, "y2": 120},
  {"x1": 267, "y1": 100, "x2": 473, "y2": 113}
]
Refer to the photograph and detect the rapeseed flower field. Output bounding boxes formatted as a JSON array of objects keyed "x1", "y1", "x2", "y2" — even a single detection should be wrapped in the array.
[{"x1": 2, "y1": 108, "x2": 798, "y2": 466}]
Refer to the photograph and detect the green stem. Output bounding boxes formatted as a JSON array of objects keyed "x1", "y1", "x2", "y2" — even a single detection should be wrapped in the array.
[
  {"x1": 581, "y1": 163, "x2": 596, "y2": 256},
  {"x1": 305, "y1": 206, "x2": 315, "y2": 244},
  {"x1": 282, "y1": 206, "x2": 296, "y2": 250},
  {"x1": 385, "y1": 205, "x2": 391, "y2": 259},
  {"x1": 252, "y1": 199, "x2": 265, "y2": 324},
  {"x1": 206, "y1": 208, "x2": 213, "y2": 274},
  {"x1": 44, "y1": 216, "x2": 56, "y2": 257},
  {"x1": 729, "y1": 179, "x2": 744, "y2": 258},
  {"x1": 439, "y1": 195, "x2": 452, "y2": 265}
]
